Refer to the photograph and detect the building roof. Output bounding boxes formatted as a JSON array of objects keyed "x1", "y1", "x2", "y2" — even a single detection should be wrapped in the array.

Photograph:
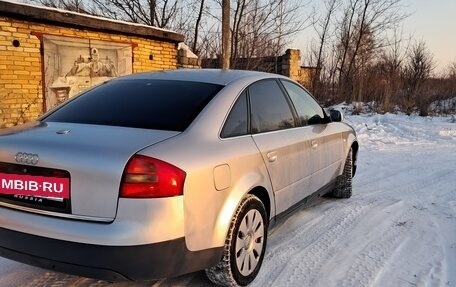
[{"x1": 0, "y1": 0, "x2": 184, "y2": 43}]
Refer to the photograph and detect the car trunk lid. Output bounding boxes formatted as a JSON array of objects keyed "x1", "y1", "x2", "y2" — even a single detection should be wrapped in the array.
[{"x1": 0, "y1": 121, "x2": 179, "y2": 221}]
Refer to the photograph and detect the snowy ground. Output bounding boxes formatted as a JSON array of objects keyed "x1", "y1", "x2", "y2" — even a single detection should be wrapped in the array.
[{"x1": 0, "y1": 113, "x2": 455, "y2": 287}]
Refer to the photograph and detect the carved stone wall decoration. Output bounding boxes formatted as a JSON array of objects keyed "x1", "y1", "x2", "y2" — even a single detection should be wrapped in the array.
[{"x1": 43, "y1": 35, "x2": 133, "y2": 110}]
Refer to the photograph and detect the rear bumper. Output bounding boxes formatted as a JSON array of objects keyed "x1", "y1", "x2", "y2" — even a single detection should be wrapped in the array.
[{"x1": 0, "y1": 227, "x2": 223, "y2": 282}]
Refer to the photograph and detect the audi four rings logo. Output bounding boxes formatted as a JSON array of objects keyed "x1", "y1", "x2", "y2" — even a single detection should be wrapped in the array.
[{"x1": 15, "y1": 152, "x2": 39, "y2": 165}]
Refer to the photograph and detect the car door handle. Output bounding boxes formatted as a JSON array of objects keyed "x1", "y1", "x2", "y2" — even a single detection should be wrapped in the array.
[
  {"x1": 311, "y1": 140, "x2": 318, "y2": 149},
  {"x1": 267, "y1": 151, "x2": 277, "y2": 163}
]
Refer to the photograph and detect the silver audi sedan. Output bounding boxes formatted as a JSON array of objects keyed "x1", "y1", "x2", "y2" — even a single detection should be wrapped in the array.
[{"x1": 0, "y1": 69, "x2": 357, "y2": 286}]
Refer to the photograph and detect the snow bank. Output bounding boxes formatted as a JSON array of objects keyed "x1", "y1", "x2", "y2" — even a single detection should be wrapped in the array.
[{"x1": 347, "y1": 113, "x2": 456, "y2": 150}]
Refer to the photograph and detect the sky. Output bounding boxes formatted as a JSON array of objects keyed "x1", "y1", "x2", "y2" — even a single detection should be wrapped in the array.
[
  {"x1": 293, "y1": 0, "x2": 456, "y2": 75},
  {"x1": 402, "y1": 0, "x2": 456, "y2": 73}
]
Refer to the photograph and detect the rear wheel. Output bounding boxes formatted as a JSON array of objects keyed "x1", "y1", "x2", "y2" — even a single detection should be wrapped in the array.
[
  {"x1": 330, "y1": 148, "x2": 353, "y2": 198},
  {"x1": 206, "y1": 194, "x2": 268, "y2": 286}
]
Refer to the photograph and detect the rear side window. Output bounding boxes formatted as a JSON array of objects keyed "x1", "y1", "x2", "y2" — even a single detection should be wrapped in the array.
[
  {"x1": 281, "y1": 80, "x2": 324, "y2": 125},
  {"x1": 221, "y1": 92, "x2": 248, "y2": 138},
  {"x1": 249, "y1": 80, "x2": 296, "y2": 133},
  {"x1": 43, "y1": 79, "x2": 223, "y2": 131}
]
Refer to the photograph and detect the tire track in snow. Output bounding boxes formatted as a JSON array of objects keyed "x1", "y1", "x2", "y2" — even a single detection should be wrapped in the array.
[
  {"x1": 20, "y1": 272, "x2": 154, "y2": 287},
  {"x1": 351, "y1": 151, "x2": 455, "y2": 287},
  {"x1": 357, "y1": 163, "x2": 455, "y2": 201},
  {"x1": 337, "y1": 207, "x2": 417, "y2": 287},
  {"x1": 21, "y1": 272, "x2": 114, "y2": 287},
  {"x1": 371, "y1": 214, "x2": 447, "y2": 287},
  {"x1": 252, "y1": 199, "x2": 375, "y2": 287},
  {"x1": 253, "y1": 200, "x2": 345, "y2": 281}
]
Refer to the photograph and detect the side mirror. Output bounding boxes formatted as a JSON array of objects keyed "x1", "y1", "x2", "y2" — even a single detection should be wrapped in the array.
[{"x1": 329, "y1": 109, "x2": 344, "y2": 122}]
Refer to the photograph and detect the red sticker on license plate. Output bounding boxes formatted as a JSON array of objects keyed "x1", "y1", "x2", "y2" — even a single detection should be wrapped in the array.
[{"x1": 0, "y1": 172, "x2": 70, "y2": 199}]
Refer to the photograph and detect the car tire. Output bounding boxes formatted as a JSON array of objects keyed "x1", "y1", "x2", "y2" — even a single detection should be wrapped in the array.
[
  {"x1": 205, "y1": 194, "x2": 268, "y2": 286},
  {"x1": 330, "y1": 148, "x2": 353, "y2": 198}
]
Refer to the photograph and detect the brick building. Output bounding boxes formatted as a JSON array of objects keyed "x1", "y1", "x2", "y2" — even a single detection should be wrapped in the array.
[{"x1": 0, "y1": 1, "x2": 190, "y2": 128}]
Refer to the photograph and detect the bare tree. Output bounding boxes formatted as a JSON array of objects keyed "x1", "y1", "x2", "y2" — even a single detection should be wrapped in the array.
[
  {"x1": 375, "y1": 29, "x2": 410, "y2": 111},
  {"x1": 447, "y1": 62, "x2": 456, "y2": 80},
  {"x1": 149, "y1": 0, "x2": 156, "y2": 25},
  {"x1": 337, "y1": 0, "x2": 359, "y2": 96},
  {"x1": 229, "y1": 0, "x2": 310, "y2": 69},
  {"x1": 442, "y1": 62, "x2": 456, "y2": 114},
  {"x1": 88, "y1": 0, "x2": 179, "y2": 27},
  {"x1": 334, "y1": 0, "x2": 407, "y2": 102},
  {"x1": 192, "y1": 0, "x2": 205, "y2": 53},
  {"x1": 403, "y1": 40, "x2": 434, "y2": 115},
  {"x1": 310, "y1": 0, "x2": 340, "y2": 99},
  {"x1": 31, "y1": 0, "x2": 88, "y2": 12},
  {"x1": 231, "y1": 0, "x2": 247, "y2": 61},
  {"x1": 196, "y1": 0, "x2": 310, "y2": 71}
]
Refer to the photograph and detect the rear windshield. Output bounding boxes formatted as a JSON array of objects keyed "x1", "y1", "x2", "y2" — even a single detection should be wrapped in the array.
[{"x1": 43, "y1": 79, "x2": 223, "y2": 131}]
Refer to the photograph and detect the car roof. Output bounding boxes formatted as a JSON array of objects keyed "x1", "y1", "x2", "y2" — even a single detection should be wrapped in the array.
[{"x1": 116, "y1": 69, "x2": 287, "y2": 86}]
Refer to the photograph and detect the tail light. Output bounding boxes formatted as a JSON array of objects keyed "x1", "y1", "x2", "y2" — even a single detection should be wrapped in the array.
[{"x1": 120, "y1": 155, "x2": 186, "y2": 198}]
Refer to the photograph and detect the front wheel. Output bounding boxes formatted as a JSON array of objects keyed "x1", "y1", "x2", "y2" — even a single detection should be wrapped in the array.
[
  {"x1": 206, "y1": 194, "x2": 268, "y2": 286},
  {"x1": 329, "y1": 148, "x2": 353, "y2": 198}
]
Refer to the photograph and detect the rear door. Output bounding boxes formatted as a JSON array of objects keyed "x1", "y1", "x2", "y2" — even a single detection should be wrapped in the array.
[{"x1": 249, "y1": 79, "x2": 314, "y2": 214}]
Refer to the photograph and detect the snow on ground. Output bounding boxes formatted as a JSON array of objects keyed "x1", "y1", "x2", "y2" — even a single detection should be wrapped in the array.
[{"x1": 0, "y1": 114, "x2": 455, "y2": 287}]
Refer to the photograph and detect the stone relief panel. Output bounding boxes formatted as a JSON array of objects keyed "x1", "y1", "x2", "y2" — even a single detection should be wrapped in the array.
[{"x1": 43, "y1": 35, "x2": 132, "y2": 110}]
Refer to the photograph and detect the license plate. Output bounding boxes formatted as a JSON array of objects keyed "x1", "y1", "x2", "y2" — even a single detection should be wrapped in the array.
[{"x1": 0, "y1": 172, "x2": 70, "y2": 199}]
